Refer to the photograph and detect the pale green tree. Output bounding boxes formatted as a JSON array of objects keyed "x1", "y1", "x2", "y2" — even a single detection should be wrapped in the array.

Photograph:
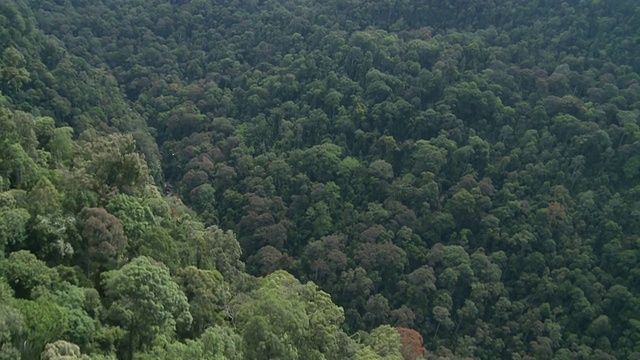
[{"x1": 102, "y1": 256, "x2": 192, "y2": 359}]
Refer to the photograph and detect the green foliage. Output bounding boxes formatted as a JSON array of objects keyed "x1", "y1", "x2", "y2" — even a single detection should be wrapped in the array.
[
  {"x1": 0, "y1": 47, "x2": 30, "y2": 89},
  {"x1": 0, "y1": 207, "x2": 30, "y2": 253},
  {"x1": 102, "y1": 256, "x2": 192, "y2": 356},
  {"x1": 45, "y1": 284, "x2": 96, "y2": 348},
  {"x1": 4, "y1": 250, "x2": 58, "y2": 299},
  {"x1": 236, "y1": 271, "x2": 349, "y2": 360},
  {"x1": 77, "y1": 207, "x2": 128, "y2": 275},
  {"x1": 189, "y1": 225, "x2": 244, "y2": 279},
  {"x1": 198, "y1": 325, "x2": 243, "y2": 360},
  {"x1": 175, "y1": 266, "x2": 226, "y2": 337},
  {"x1": 142, "y1": 325, "x2": 243, "y2": 360},
  {"x1": 78, "y1": 132, "x2": 151, "y2": 197},
  {"x1": 137, "y1": 226, "x2": 178, "y2": 271},
  {"x1": 366, "y1": 325, "x2": 404, "y2": 360},
  {"x1": 0, "y1": 279, "x2": 23, "y2": 360},
  {"x1": 0, "y1": 141, "x2": 42, "y2": 189},
  {"x1": 15, "y1": 298, "x2": 69, "y2": 360},
  {"x1": 26, "y1": 177, "x2": 62, "y2": 217},
  {"x1": 47, "y1": 127, "x2": 75, "y2": 165},
  {"x1": 0, "y1": 0, "x2": 639, "y2": 358},
  {"x1": 105, "y1": 194, "x2": 156, "y2": 242}
]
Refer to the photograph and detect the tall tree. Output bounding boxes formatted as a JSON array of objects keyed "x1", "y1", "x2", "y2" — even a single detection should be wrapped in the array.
[{"x1": 102, "y1": 256, "x2": 192, "y2": 359}]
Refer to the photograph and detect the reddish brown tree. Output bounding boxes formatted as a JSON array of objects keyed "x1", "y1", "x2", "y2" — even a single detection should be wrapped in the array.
[{"x1": 397, "y1": 327, "x2": 427, "y2": 360}]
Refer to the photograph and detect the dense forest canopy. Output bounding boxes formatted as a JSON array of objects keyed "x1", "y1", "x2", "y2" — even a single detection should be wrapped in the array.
[{"x1": 1, "y1": 0, "x2": 640, "y2": 359}]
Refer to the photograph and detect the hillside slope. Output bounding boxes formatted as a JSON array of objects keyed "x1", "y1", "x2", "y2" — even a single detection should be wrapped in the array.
[{"x1": 2, "y1": 0, "x2": 640, "y2": 358}]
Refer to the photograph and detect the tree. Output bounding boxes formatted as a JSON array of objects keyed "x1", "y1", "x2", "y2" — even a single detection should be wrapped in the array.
[
  {"x1": 143, "y1": 325, "x2": 243, "y2": 360},
  {"x1": 79, "y1": 132, "x2": 151, "y2": 196},
  {"x1": 189, "y1": 224, "x2": 245, "y2": 279},
  {"x1": 29, "y1": 214, "x2": 76, "y2": 265},
  {"x1": 102, "y1": 256, "x2": 192, "y2": 359},
  {"x1": 34, "y1": 116, "x2": 57, "y2": 147},
  {"x1": 297, "y1": 143, "x2": 344, "y2": 183},
  {"x1": 0, "y1": 207, "x2": 30, "y2": 254},
  {"x1": 363, "y1": 294, "x2": 391, "y2": 328},
  {"x1": 0, "y1": 47, "x2": 30, "y2": 90},
  {"x1": 105, "y1": 194, "x2": 156, "y2": 242},
  {"x1": 5, "y1": 250, "x2": 58, "y2": 299},
  {"x1": 303, "y1": 235, "x2": 348, "y2": 283},
  {"x1": 390, "y1": 306, "x2": 416, "y2": 329},
  {"x1": 198, "y1": 325, "x2": 243, "y2": 360},
  {"x1": 404, "y1": 266, "x2": 437, "y2": 317},
  {"x1": 40, "y1": 340, "x2": 90, "y2": 360},
  {"x1": 432, "y1": 306, "x2": 453, "y2": 339},
  {"x1": 175, "y1": 266, "x2": 226, "y2": 337},
  {"x1": 46, "y1": 127, "x2": 75, "y2": 165},
  {"x1": 338, "y1": 267, "x2": 374, "y2": 311},
  {"x1": 369, "y1": 160, "x2": 394, "y2": 182},
  {"x1": 45, "y1": 285, "x2": 96, "y2": 348},
  {"x1": 26, "y1": 178, "x2": 62, "y2": 217},
  {"x1": 236, "y1": 271, "x2": 348, "y2": 360},
  {"x1": 15, "y1": 298, "x2": 69, "y2": 360},
  {"x1": 137, "y1": 226, "x2": 180, "y2": 270},
  {"x1": 248, "y1": 245, "x2": 293, "y2": 276},
  {"x1": 447, "y1": 189, "x2": 476, "y2": 226},
  {"x1": 364, "y1": 325, "x2": 404, "y2": 360},
  {"x1": 77, "y1": 207, "x2": 128, "y2": 275},
  {"x1": 410, "y1": 140, "x2": 448, "y2": 175},
  {"x1": 57, "y1": 169, "x2": 99, "y2": 213},
  {"x1": 305, "y1": 201, "x2": 334, "y2": 238},
  {"x1": 0, "y1": 279, "x2": 23, "y2": 360},
  {"x1": 396, "y1": 327, "x2": 427, "y2": 360}
]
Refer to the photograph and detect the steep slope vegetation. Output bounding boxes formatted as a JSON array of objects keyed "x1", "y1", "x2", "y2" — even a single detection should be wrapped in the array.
[{"x1": 2, "y1": 0, "x2": 640, "y2": 358}]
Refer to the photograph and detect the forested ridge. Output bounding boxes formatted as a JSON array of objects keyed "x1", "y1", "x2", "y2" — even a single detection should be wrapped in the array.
[{"x1": 1, "y1": 0, "x2": 640, "y2": 359}]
